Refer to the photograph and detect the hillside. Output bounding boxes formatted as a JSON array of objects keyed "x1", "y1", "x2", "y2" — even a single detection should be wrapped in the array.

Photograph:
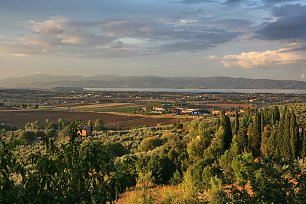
[{"x1": 0, "y1": 74, "x2": 306, "y2": 89}]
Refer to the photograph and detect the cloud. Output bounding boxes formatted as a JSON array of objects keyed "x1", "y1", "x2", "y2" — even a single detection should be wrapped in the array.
[
  {"x1": 158, "y1": 29, "x2": 238, "y2": 52},
  {"x1": 10, "y1": 53, "x2": 29, "y2": 57},
  {"x1": 178, "y1": 0, "x2": 217, "y2": 4},
  {"x1": 60, "y1": 35, "x2": 82, "y2": 45},
  {"x1": 1, "y1": 13, "x2": 242, "y2": 58},
  {"x1": 222, "y1": 44, "x2": 306, "y2": 68},
  {"x1": 261, "y1": 0, "x2": 302, "y2": 6},
  {"x1": 223, "y1": 0, "x2": 243, "y2": 6},
  {"x1": 256, "y1": 4, "x2": 306, "y2": 41},
  {"x1": 301, "y1": 73, "x2": 305, "y2": 80},
  {"x1": 30, "y1": 17, "x2": 66, "y2": 35},
  {"x1": 110, "y1": 40, "x2": 124, "y2": 48}
]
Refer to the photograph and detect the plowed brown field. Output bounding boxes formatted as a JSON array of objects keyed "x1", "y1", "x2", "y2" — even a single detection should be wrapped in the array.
[{"x1": 0, "y1": 110, "x2": 181, "y2": 129}]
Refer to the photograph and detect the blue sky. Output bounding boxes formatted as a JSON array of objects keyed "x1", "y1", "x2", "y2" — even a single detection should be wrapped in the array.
[{"x1": 0, "y1": 0, "x2": 306, "y2": 81}]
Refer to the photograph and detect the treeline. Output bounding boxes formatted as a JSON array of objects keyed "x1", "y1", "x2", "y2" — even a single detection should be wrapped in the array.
[
  {"x1": 227, "y1": 106, "x2": 305, "y2": 159},
  {"x1": 179, "y1": 106, "x2": 306, "y2": 203}
]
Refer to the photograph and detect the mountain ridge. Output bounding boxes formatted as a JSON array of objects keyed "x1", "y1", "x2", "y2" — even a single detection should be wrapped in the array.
[{"x1": 0, "y1": 74, "x2": 305, "y2": 89}]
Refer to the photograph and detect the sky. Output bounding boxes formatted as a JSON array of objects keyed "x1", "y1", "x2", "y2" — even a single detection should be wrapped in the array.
[{"x1": 0, "y1": 0, "x2": 306, "y2": 81}]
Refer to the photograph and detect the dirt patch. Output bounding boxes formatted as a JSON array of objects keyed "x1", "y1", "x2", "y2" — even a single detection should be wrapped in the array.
[
  {"x1": 66, "y1": 103, "x2": 135, "y2": 109},
  {"x1": 0, "y1": 110, "x2": 181, "y2": 129},
  {"x1": 205, "y1": 103, "x2": 249, "y2": 108}
]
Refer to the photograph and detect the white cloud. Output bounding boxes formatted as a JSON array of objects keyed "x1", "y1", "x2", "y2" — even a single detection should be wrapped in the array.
[
  {"x1": 30, "y1": 17, "x2": 67, "y2": 35},
  {"x1": 60, "y1": 35, "x2": 82, "y2": 45},
  {"x1": 301, "y1": 73, "x2": 305, "y2": 80},
  {"x1": 222, "y1": 45, "x2": 306, "y2": 68},
  {"x1": 20, "y1": 36, "x2": 51, "y2": 48},
  {"x1": 10, "y1": 53, "x2": 29, "y2": 57}
]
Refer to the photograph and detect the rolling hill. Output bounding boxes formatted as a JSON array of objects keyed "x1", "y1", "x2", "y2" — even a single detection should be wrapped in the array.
[{"x1": 0, "y1": 74, "x2": 305, "y2": 89}]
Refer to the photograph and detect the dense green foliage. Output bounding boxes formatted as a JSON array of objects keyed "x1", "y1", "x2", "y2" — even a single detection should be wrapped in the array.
[{"x1": 0, "y1": 105, "x2": 306, "y2": 203}]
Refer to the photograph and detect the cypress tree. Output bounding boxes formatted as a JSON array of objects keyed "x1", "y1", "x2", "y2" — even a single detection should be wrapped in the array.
[
  {"x1": 233, "y1": 110, "x2": 239, "y2": 136},
  {"x1": 261, "y1": 125, "x2": 271, "y2": 157},
  {"x1": 247, "y1": 123, "x2": 253, "y2": 152},
  {"x1": 220, "y1": 111, "x2": 232, "y2": 150},
  {"x1": 267, "y1": 127, "x2": 278, "y2": 158},
  {"x1": 236, "y1": 125, "x2": 248, "y2": 153},
  {"x1": 280, "y1": 107, "x2": 291, "y2": 160},
  {"x1": 289, "y1": 110, "x2": 298, "y2": 159},
  {"x1": 302, "y1": 127, "x2": 306, "y2": 158},
  {"x1": 272, "y1": 106, "x2": 280, "y2": 126},
  {"x1": 216, "y1": 118, "x2": 220, "y2": 130},
  {"x1": 260, "y1": 111, "x2": 264, "y2": 133},
  {"x1": 251, "y1": 112, "x2": 262, "y2": 156},
  {"x1": 242, "y1": 107, "x2": 252, "y2": 126}
]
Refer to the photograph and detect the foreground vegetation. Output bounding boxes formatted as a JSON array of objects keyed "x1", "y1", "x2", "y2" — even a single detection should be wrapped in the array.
[{"x1": 1, "y1": 105, "x2": 306, "y2": 203}]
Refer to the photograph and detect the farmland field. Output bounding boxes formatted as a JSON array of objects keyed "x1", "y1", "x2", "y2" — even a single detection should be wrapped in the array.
[
  {"x1": 0, "y1": 110, "x2": 183, "y2": 129},
  {"x1": 41, "y1": 102, "x2": 155, "y2": 113}
]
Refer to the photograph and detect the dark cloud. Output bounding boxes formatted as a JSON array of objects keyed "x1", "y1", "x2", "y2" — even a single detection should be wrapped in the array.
[
  {"x1": 223, "y1": 0, "x2": 243, "y2": 6},
  {"x1": 261, "y1": 0, "x2": 301, "y2": 6},
  {"x1": 178, "y1": 0, "x2": 218, "y2": 4},
  {"x1": 158, "y1": 29, "x2": 238, "y2": 52},
  {"x1": 272, "y1": 3, "x2": 306, "y2": 17},
  {"x1": 98, "y1": 18, "x2": 240, "y2": 52},
  {"x1": 256, "y1": 4, "x2": 306, "y2": 41},
  {"x1": 110, "y1": 40, "x2": 124, "y2": 48}
]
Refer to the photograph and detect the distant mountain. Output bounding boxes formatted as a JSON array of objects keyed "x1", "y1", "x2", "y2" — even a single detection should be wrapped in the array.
[{"x1": 0, "y1": 74, "x2": 305, "y2": 89}]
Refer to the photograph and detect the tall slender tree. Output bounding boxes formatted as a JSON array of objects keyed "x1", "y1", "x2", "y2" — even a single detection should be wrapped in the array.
[
  {"x1": 220, "y1": 111, "x2": 232, "y2": 150},
  {"x1": 251, "y1": 112, "x2": 262, "y2": 156},
  {"x1": 233, "y1": 110, "x2": 239, "y2": 136},
  {"x1": 289, "y1": 110, "x2": 298, "y2": 159}
]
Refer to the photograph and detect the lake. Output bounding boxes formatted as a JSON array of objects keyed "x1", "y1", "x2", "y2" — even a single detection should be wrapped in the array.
[{"x1": 85, "y1": 88, "x2": 306, "y2": 94}]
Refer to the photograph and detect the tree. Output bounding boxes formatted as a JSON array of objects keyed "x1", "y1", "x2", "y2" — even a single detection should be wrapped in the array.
[
  {"x1": 94, "y1": 119, "x2": 104, "y2": 131},
  {"x1": 233, "y1": 110, "x2": 239, "y2": 136},
  {"x1": 289, "y1": 110, "x2": 298, "y2": 159},
  {"x1": 57, "y1": 118, "x2": 65, "y2": 130},
  {"x1": 250, "y1": 112, "x2": 262, "y2": 156},
  {"x1": 0, "y1": 142, "x2": 24, "y2": 203},
  {"x1": 301, "y1": 127, "x2": 306, "y2": 158},
  {"x1": 19, "y1": 130, "x2": 36, "y2": 145},
  {"x1": 279, "y1": 107, "x2": 292, "y2": 160},
  {"x1": 271, "y1": 106, "x2": 280, "y2": 126},
  {"x1": 22, "y1": 124, "x2": 133, "y2": 203},
  {"x1": 139, "y1": 136, "x2": 163, "y2": 152},
  {"x1": 260, "y1": 125, "x2": 271, "y2": 157},
  {"x1": 147, "y1": 154, "x2": 176, "y2": 185},
  {"x1": 236, "y1": 126, "x2": 248, "y2": 154},
  {"x1": 220, "y1": 111, "x2": 232, "y2": 150}
]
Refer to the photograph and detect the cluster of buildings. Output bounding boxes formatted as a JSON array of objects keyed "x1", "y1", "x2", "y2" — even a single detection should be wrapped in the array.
[{"x1": 151, "y1": 104, "x2": 210, "y2": 116}]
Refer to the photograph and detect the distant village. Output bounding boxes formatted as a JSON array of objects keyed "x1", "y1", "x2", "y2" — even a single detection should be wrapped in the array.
[
  {"x1": 148, "y1": 103, "x2": 245, "y2": 116},
  {"x1": 150, "y1": 104, "x2": 211, "y2": 116}
]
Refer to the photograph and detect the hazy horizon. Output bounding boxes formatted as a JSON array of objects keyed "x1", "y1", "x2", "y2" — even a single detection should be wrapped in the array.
[
  {"x1": 1, "y1": 73, "x2": 306, "y2": 82},
  {"x1": 1, "y1": 0, "x2": 306, "y2": 81}
]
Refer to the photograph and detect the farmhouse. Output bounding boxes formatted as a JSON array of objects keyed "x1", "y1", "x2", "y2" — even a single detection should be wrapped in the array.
[{"x1": 79, "y1": 125, "x2": 92, "y2": 137}]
